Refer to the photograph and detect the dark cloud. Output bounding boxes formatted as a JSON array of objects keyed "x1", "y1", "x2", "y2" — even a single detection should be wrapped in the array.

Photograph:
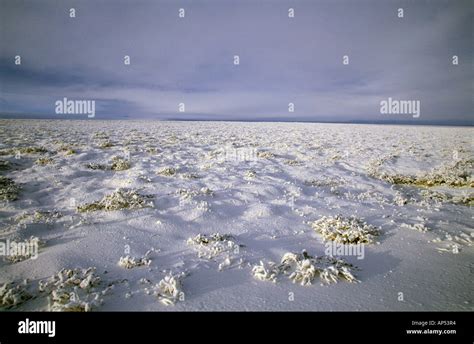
[{"x1": 0, "y1": 0, "x2": 472, "y2": 124}]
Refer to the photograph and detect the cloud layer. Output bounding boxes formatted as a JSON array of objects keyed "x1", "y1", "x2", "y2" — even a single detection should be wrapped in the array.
[{"x1": 1, "y1": 0, "x2": 472, "y2": 124}]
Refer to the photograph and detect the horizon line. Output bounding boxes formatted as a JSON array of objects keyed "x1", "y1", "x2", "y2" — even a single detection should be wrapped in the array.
[{"x1": 0, "y1": 115, "x2": 473, "y2": 127}]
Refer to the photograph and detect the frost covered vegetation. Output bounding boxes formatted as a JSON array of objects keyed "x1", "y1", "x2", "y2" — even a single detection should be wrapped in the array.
[
  {"x1": 177, "y1": 187, "x2": 213, "y2": 200},
  {"x1": 0, "y1": 159, "x2": 10, "y2": 171},
  {"x1": 56, "y1": 144, "x2": 76, "y2": 155},
  {"x1": 187, "y1": 233, "x2": 244, "y2": 270},
  {"x1": 0, "y1": 120, "x2": 472, "y2": 311},
  {"x1": 77, "y1": 188, "x2": 153, "y2": 212},
  {"x1": 38, "y1": 268, "x2": 105, "y2": 312},
  {"x1": 0, "y1": 146, "x2": 48, "y2": 155},
  {"x1": 310, "y1": 215, "x2": 380, "y2": 244},
  {"x1": 98, "y1": 140, "x2": 114, "y2": 149},
  {"x1": 150, "y1": 273, "x2": 185, "y2": 306},
  {"x1": 118, "y1": 255, "x2": 151, "y2": 269},
  {"x1": 187, "y1": 233, "x2": 237, "y2": 257},
  {"x1": 0, "y1": 176, "x2": 20, "y2": 201},
  {"x1": 0, "y1": 281, "x2": 32, "y2": 309},
  {"x1": 86, "y1": 156, "x2": 131, "y2": 171},
  {"x1": 369, "y1": 157, "x2": 473, "y2": 188},
  {"x1": 244, "y1": 169, "x2": 257, "y2": 179},
  {"x1": 157, "y1": 166, "x2": 177, "y2": 176},
  {"x1": 35, "y1": 157, "x2": 54, "y2": 166},
  {"x1": 26, "y1": 210, "x2": 62, "y2": 223},
  {"x1": 0, "y1": 268, "x2": 111, "y2": 311},
  {"x1": 257, "y1": 151, "x2": 275, "y2": 159},
  {"x1": 252, "y1": 251, "x2": 357, "y2": 286},
  {"x1": 420, "y1": 189, "x2": 474, "y2": 206}
]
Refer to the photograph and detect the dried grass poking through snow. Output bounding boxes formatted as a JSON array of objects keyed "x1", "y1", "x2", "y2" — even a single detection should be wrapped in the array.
[
  {"x1": 370, "y1": 158, "x2": 473, "y2": 188},
  {"x1": 304, "y1": 177, "x2": 344, "y2": 188},
  {"x1": 86, "y1": 156, "x2": 131, "y2": 171},
  {"x1": 180, "y1": 172, "x2": 200, "y2": 179},
  {"x1": 436, "y1": 244, "x2": 461, "y2": 254},
  {"x1": 118, "y1": 255, "x2": 151, "y2": 269},
  {"x1": 257, "y1": 151, "x2": 275, "y2": 159},
  {"x1": 86, "y1": 162, "x2": 108, "y2": 170},
  {"x1": 38, "y1": 267, "x2": 104, "y2": 312},
  {"x1": 14, "y1": 210, "x2": 62, "y2": 226},
  {"x1": 401, "y1": 222, "x2": 430, "y2": 233},
  {"x1": 187, "y1": 233, "x2": 237, "y2": 259},
  {"x1": 251, "y1": 261, "x2": 279, "y2": 283},
  {"x1": 285, "y1": 159, "x2": 302, "y2": 166},
  {"x1": 57, "y1": 144, "x2": 76, "y2": 155},
  {"x1": 35, "y1": 157, "x2": 54, "y2": 166},
  {"x1": 76, "y1": 188, "x2": 153, "y2": 212},
  {"x1": 0, "y1": 280, "x2": 32, "y2": 309},
  {"x1": 252, "y1": 251, "x2": 358, "y2": 286},
  {"x1": 177, "y1": 187, "x2": 213, "y2": 200},
  {"x1": 157, "y1": 167, "x2": 177, "y2": 176},
  {"x1": 98, "y1": 140, "x2": 113, "y2": 149},
  {"x1": 110, "y1": 156, "x2": 131, "y2": 171},
  {"x1": 310, "y1": 215, "x2": 380, "y2": 244},
  {"x1": 177, "y1": 188, "x2": 213, "y2": 211},
  {"x1": 0, "y1": 146, "x2": 48, "y2": 155},
  {"x1": 0, "y1": 159, "x2": 10, "y2": 171},
  {"x1": 187, "y1": 233, "x2": 244, "y2": 270},
  {"x1": 18, "y1": 146, "x2": 48, "y2": 154},
  {"x1": 0, "y1": 176, "x2": 20, "y2": 201},
  {"x1": 432, "y1": 230, "x2": 472, "y2": 254},
  {"x1": 420, "y1": 189, "x2": 474, "y2": 206},
  {"x1": 151, "y1": 273, "x2": 185, "y2": 306},
  {"x1": 244, "y1": 170, "x2": 257, "y2": 179}
]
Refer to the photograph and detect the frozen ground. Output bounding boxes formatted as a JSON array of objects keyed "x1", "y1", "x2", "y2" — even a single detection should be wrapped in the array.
[{"x1": 0, "y1": 119, "x2": 472, "y2": 311}]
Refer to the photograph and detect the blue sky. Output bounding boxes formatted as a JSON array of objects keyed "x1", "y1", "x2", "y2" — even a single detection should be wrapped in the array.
[{"x1": 0, "y1": 0, "x2": 472, "y2": 124}]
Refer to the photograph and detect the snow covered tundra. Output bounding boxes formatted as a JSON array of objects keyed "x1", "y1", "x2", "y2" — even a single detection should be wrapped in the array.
[{"x1": 0, "y1": 119, "x2": 472, "y2": 311}]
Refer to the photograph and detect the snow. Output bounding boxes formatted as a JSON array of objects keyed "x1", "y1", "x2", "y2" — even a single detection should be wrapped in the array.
[{"x1": 0, "y1": 119, "x2": 472, "y2": 311}]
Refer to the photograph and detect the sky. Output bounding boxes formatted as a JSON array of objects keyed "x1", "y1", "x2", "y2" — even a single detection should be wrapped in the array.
[{"x1": 0, "y1": 0, "x2": 473, "y2": 124}]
